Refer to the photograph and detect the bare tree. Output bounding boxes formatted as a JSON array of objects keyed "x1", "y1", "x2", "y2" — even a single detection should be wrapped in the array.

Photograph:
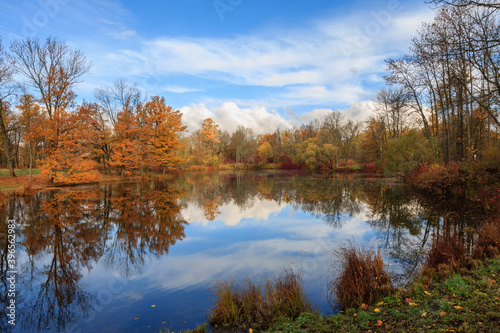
[
  {"x1": 9, "y1": 37, "x2": 91, "y2": 120},
  {"x1": 427, "y1": 0, "x2": 500, "y2": 9},
  {"x1": 0, "y1": 38, "x2": 17, "y2": 177},
  {"x1": 375, "y1": 88, "x2": 410, "y2": 139},
  {"x1": 94, "y1": 78, "x2": 142, "y2": 126}
]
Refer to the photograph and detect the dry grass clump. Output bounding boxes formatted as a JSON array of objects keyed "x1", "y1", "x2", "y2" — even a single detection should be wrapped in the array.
[
  {"x1": 329, "y1": 246, "x2": 392, "y2": 310},
  {"x1": 472, "y1": 221, "x2": 500, "y2": 259},
  {"x1": 208, "y1": 269, "x2": 314, "y2": 330}
]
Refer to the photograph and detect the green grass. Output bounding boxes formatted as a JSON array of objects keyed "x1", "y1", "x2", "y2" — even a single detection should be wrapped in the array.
[
  {"x1": 0, "y1": 169, "x2": 41, "y2": 176},
  {"x1": 267, "y1": 257, "x2": 500, "y2": 332}
]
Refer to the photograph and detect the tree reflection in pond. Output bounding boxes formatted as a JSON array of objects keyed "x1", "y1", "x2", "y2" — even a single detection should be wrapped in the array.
[{"x1": 0, "y1": 172, "x2": 486, "y2": 332}]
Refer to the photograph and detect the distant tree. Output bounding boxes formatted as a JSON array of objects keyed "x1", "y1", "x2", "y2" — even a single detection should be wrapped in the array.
[
  {"x1": 153, "y1": 102, "x2": 187, "y2": 176},
  {"x1": 110, "y1": 109, "x2": 140, "y2": 179}
]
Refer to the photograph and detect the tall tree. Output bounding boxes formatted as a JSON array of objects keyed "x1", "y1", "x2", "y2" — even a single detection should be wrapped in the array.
[
  {"x1": 17, "y1": 94, "x2": 44, "y2": 181},
  {"x1": 0, "y1": 38, "x2": 16, "y2": 177},
  {"x1": 10, "y1": 37, "x2": 91, "y2": 120}
]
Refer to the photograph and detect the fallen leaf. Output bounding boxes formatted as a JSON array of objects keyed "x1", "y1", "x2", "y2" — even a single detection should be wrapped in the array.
[
  {"x1": 440, "y1": 311, "x2": 446, "y2": 317},
  {"x1": 376, "y1": 320, "x2": 383, "y2": 326},
  {"x1": 374, "y1": 308, "x2": 380, "y2": 312},
  {"x1": 453, "y1": 305, "x2": 462, "y2": 310},
  {"x1": 377, "y1": 301, "x2": 384, "y2": 306},
  {"x1": 151, "y1": 305, "x2": 156, "y2": 308},
  {"x1": 409, "y1": 302, "x2": 417, "y2": 306},
  {"x1": 249, "y1": 329, "x2": 253, "y2": 333},
  {"x1": 361, "y1": 303, "x2": 369, "y2": 310},
  {"x1": 487, "y1": 278, "x2": 496, "y2": 286},
  {"x1": 134, "y1": 318, "x2": 140, "y2": 320},
  {"x1": 422, "y1": 312, "x2": 427, "y2": 317},
  {"x1": 477, "y1": 322, "x2": 484, "y2": 325},
  {"x1": 424, "y1": 291, "x2": 431, "y2": 295},
  {"x1": 405, "y1": 298, "x2": 413, "y2": 304}
]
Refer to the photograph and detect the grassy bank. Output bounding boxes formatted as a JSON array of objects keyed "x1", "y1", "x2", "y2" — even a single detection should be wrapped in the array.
[
  {"x1": 180, "y1": 214, "x2": 500, "y2": 333},
  {"x1": 165, "y1": 256, "x2": 500, "y2": 333},
  {"x1": 267, "y1": 257, "x2": 500, "y2": 332}
]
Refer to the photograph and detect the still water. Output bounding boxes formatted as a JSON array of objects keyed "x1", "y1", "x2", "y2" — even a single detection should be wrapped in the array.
[{"x1": 0, "y1": 172, "x2": 484, "y2": 332}]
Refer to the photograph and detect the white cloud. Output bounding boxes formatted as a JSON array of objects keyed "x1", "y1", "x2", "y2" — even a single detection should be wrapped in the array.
[
  {"x1": 179, "y1": 102, "x2": 292, "y2": 134},
  {"x1": 93, "y1": 6, "x2": 435, "y2": 109},
  {"x1": 164, "y1": 86, "x2": 203, "y2": 94},
  {"x1": 184, "y1": 198, "x2": 288, "y2": 227}
]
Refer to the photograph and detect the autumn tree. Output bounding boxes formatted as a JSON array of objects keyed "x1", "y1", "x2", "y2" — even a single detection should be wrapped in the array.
[
  {"x1": 0, "y1": 38, "x2": 16, "y2": 177},
  {"x1": 10, "y1": 37, "x2": 91, "y2": 120},
  {"x1": 40, "y1": 104, "x2": 100, "y2": 184},
  {"x1": 10, "y1": 37, "x2": 91, "y2": 182},
  {"x1": 199, "y1": 118, "x2": 220, "y2": 166},
  {"x1": 17, "y1": 94, "x2": 44, "y2": 181},
  {"x1": 110, "y1": 107, "x2": 141, "y2": 179},
  {"x1": 150, "y1": 98, "x2": 187, "y2": 176}
]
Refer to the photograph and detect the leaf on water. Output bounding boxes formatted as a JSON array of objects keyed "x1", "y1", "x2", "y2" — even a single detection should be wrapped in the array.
[
  {"x1": 134, "y1": 318, "x2": 140, "y2": 320},
  {"x1": 151, "y1": 305, "x2": 156, "y2": 308}
]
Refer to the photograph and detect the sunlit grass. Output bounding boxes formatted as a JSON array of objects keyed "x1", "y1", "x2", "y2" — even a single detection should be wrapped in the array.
[
  {"x1": 0, "y1": 169, "x2": 41, "y2": 176},
  {"x1": 208, "y1": 269, "x2": 315, "y2": 330}
]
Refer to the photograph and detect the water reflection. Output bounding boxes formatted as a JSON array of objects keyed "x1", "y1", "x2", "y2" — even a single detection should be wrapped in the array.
[{"x1": 0, "y1": 172, "x2": 485, "y2": 332}]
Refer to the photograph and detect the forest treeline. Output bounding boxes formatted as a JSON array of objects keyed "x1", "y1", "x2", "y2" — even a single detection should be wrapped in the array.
[{"x1": 0, "y1": 0, "x2": 499, "y2": 184}]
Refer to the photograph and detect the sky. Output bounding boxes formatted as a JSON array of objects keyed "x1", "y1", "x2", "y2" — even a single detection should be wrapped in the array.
[{"x1": 0, "y1": 0, "x2": 436, "y2": 133}]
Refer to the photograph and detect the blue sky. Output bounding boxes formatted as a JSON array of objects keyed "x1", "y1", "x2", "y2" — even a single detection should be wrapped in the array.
[{"x1": 1, "y1": 0, "x2": 435, "y2": 133}]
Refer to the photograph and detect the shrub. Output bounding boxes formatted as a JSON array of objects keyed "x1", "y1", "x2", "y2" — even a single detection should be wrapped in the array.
[
  {"x1": 329, "y1": 245, "x2": 392, "y2": 310},
  {"x1": 422, "y1": 233, "x2": 469, "y2": 281},
  {"x1": 208, "y1": 269, "x2": 314, "y2": 330},
  {"x1": 472, "y1": 221, "x2": 500, "y2": 259}
]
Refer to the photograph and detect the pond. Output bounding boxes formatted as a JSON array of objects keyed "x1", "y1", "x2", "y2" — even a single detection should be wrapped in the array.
[{"x1": 0, "y1": 171, "x2": 485, "y2": 332}]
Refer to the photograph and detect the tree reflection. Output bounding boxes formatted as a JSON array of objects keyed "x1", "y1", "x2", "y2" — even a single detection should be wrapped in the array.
[
  {"x1": 0, "y1": 172, "x2": 488, "y2": 331},
  {"x1": 1, "y1": 180, "x2": 188, "y2": 332}
]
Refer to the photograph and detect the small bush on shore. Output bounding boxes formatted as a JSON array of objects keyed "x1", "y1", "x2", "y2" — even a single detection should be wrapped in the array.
[
  {"x1": 472, "y1": 221, "x2": 500, "y2": 259},
  {"x1": 208, "y1": 269, "x2": 314, "y2": 330},
  {"x1": 329, "y1": 245, "x2": 392, "y2": 310}
]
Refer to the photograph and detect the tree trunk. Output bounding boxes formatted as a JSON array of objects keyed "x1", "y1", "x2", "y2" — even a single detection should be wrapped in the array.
[
  {"x1": 29, "y1": 141, "x2": 33, "y2": 182},
  {"x1": 0, "y1": 102, "x2": 15, "y2": 177}
]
